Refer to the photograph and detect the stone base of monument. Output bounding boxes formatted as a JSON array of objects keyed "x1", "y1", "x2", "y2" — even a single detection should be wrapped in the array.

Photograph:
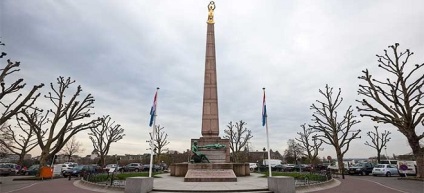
[
  {"x1": 184, "y1": 163, "x2": 237, "y2": 182},
  {"x1": 192, "y1": 138, "x2": 230, "y2": 163},
  {"x1": 170, "y1": 163, "x2": 250, "y2": 178}
]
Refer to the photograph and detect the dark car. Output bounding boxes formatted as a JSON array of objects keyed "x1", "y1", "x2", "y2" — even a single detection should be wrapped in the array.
[
  {"x1": 348, "y1": 162, "x2": 374, "y2": 175},
  {"x1": 63, "y1": 165, "x2": 96, "y2": 177},
  {"x1": 120, "y1": 163, "x2": 144, "y2": 172},
  {"x1": 25, "y1": 164, "x2": 40, "y2": 176},
  {"x1": 272, "y1": 164, "x2": 284, "y2": 172},
  {"x1": 142, "y1": 164, "x2": 161, "y2": 172}
]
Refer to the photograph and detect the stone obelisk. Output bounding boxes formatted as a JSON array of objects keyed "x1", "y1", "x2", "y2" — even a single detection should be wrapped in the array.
[
  {"x1": 202, "y1": 1, "x2": 219, "y2": 138},
  {"x1": 171, "y1": 2, "x2": 249, "y2": 180},
  {"x1": 191, "y1": 1, "x2": 230, "y2": 163}
]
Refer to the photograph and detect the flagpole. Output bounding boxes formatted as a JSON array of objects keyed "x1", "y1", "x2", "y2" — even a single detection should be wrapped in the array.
[
  {"x1": 263, "y1": 88, "x2": 272, "y2": 177},
  {"x1": 149, "y1": 87, "x2": 159, "y2": 178}
]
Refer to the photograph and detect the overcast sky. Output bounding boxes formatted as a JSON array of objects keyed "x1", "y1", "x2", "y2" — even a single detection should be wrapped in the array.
[{"x1": 1, "y1": 0, "x2": 423, "y2": 160}]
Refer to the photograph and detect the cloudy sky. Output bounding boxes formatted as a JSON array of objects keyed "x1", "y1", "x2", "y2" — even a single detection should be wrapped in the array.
[{"x1": 1, "y1": 0, "x2": 423, "y2": 160}]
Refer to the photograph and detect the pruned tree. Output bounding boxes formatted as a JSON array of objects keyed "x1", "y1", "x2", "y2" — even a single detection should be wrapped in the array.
[
  {"x1": 0, "y1": 114, "x2": 46, "y2": 165},
  {"x1": 89, "y1": 115, "x2": 124, "y2": 167},
  {"x1": 0, "y1": 40, "x2": 44, "y2": 126},
  {"x1": 223, "y1": 120, "x2": 253, "y2": 163},
  {"x1": 61, "y1": 136, "x2": 85, "y2": 162},
  {"x1": 310, "y1": 84, "x2": 361, "y2": 179},
  {"x1": 283, "y1": 139, "x2": 306, "y2": 164},
  {"x1": 364, "y1": 126, "x2": 391, "y2": 163},
  {"x1": 357, "y1": 43, "x2": 424, "y2": 178},
  {"x1": 296, "y1": 124, "x2": 323, "y2": 165},
  {"x1": 149, "y1": 124, "x2": 169, "y2": 163},
  {"x1": 0, "y1": 122, "x2": 12, "y2": 158},
  {"x1": 20, "y1": 77, "x2": 100, "y2": 167}
]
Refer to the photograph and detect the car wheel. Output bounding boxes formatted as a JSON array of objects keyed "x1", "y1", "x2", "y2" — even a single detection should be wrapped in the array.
[
  {"x1": 372, "y1": 174, "x2": 377, "y2": 176},
  {"x1": 365, "y1": 172, "x2": 369, "y2": 176},
  {"x1": 385, "y1": 172, "x2": 391, "y2": 177},
  {"x1": 135, "y1": 169, "x2": 139, "y2": 172}
]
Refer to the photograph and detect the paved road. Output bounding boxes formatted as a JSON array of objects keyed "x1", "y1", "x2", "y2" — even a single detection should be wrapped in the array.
[
  {"x1": 313, "y1": 175, "x2": 424, "y2": 193},
  {"x1": 1, "y1": 174, "x2": 423, "y2": 193},
  {"x1": 0, "y1": 176, "x2": 99, "y2": 193}
]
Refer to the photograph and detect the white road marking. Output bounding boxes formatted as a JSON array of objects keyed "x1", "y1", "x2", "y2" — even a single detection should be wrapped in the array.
[
  {"x1": 4, "y1": 182, "x2": 40, "y2": 193},
  {"x1": 354, "y1": 177, "x2": 410, "y2": 193}
]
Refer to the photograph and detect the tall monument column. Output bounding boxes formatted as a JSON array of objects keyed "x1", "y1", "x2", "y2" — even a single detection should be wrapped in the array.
[
  {"x1": 171, "y1": 2, "x2": 250, "y2": 181},
  {"x1": 202, "y1": 1, "x2": 219, "y2": 138},
  {"x1": 191, "y1": 1, "x2": 229, "y2": 163}
]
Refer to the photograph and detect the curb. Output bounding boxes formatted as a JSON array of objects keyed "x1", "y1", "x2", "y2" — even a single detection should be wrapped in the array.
[
  {"x1": 295, "y1": 178, "x2": 341, "y2": 193},
  {"x1": 76, "y1": 179, "x2": 124, "y2": 192}
]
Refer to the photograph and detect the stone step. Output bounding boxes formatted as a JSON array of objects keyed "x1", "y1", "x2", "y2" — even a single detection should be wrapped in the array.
[{"x1": 151, "y1": 191, "x2": 272, "y2": 193}]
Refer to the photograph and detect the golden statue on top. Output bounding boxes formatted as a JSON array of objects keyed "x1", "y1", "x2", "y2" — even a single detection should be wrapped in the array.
[{"x1": 207, "y1": 1, "x2": 216, "y2": 24}]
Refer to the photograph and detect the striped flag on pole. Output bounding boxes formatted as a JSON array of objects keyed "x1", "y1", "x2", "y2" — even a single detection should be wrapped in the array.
[
  {"x1": 149, "y1": 90, "x2": 158, "y2": 127},
  {"x1": 262, "y1": 89, "x2": 267, "y2": 126}
]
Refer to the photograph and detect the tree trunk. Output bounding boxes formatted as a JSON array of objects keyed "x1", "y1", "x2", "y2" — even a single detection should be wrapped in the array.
[
  {"x1": 18, "y1": 153, "x2": 25, "y2": 166},
  {"x1": 336, "y1": 149, "x2": 345, "y2": 179},
  {"x1": 377, "y1": 150, "x2": 381, "y2": 163},
  {"x1": 410, "y1": 142, "x2": 424, "y2": 178}
]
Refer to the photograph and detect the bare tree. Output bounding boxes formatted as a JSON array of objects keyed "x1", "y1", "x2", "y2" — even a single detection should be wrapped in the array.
[
  {"x1": 357, "y1": 43, "x2": 424, "y2": 178},
  {"x1": 364, "y1": 126, "x2": 391, "y2": 163},
  {"x1": 0, "y1": 122, "x2": 12, "y2": 158},
  {"x1": 0, "y1": 40, "x2": 44, "y2": 126},
  {"x1": 223, "y1": 120, "x2": 253, "y2": 163},
  {"x1": 310, "y1": 85, "x2": 361, "y2": 179},
  {"x1": 283, "y1": 139, "x2": 305, "y2": 164},
  {"x1": 149, "y1": 124, "x2": 169, "y2": 163},
  {"x1": 20, "y1": 77, "x2": 100, "y2": 167},
  {"x1": 89, "y1": 115, "x2": 124, "y2": 166},
  {"x1": 61, "y1": 136, "x2": 85, "y2": 162},
  {"x1": 0, "y1": 114, "x2": 46, "y2": 165},
  {"x1": 296, "y1": 124, "x2": 324, "y2": 165}
]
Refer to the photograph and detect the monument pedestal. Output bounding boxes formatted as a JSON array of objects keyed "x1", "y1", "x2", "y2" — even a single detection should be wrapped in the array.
[
  {"x1": 191, "y1": 138, "x2": 230, "y2": 163},
  {"x1": 184, "y1": 163, "x2": 237, "y2": 182}
]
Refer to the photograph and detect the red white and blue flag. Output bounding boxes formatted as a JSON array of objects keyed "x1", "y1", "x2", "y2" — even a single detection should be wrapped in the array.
[
  {"x1": 262, "y1": 90, "x2": 267, "y2": 126},
  {"x1": 149, "y1": 90, "x2": 158, "y2": 127}
]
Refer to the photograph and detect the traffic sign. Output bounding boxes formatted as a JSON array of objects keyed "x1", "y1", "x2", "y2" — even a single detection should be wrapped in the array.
[
  {"x1": 327, "y1": 156, "x2": 332, "y2": 160},
  {"x1": 399, "y1": 164, "x2": 408, "y2": 171}
]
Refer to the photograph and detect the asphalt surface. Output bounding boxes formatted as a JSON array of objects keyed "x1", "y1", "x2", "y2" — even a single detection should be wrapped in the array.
[{"x1": 1, "y1": 174, "x2": 423, "y2": 193}]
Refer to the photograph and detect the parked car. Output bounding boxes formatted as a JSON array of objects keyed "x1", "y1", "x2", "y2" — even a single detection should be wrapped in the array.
[
  {"x1": 249, "y1": 163, "x2": 258, "y2": 171},
  {"x1": 0, "y1": 163, "x2": 12, "y2": 176},
  {"x1": 348, "y1": 162, "x2": 374, "y2": 175},
  {"x1": 1, "y1": 163, "x2": 20, "y2": 175},
  {"x1": 25, "y1": 164, "x2": 40, "y2": 176},
  {"x1": 62, "y1": 165, "x2": 97, "y2": 177},
  {"x1": 61, "y1": 163, "x2": 76, "y2": 173},
  {"x1": 142, "y1": 164, "x2": 161, "y2": 172},
  {"x1": 104, "y1": 164, "x2": 121, "y2": 173},
  {"x1": 283, "y1": 164, "x2": 295, "y2": 172},
  {"x1": 372, "y1": 164, "x2": 399, "y2": 177},
  {"x1": 272, "y1": 164, "x2": 284, "y2": 172},
  {"x1": 121, "y1": 163, "x2": 144, "y2": 172}
]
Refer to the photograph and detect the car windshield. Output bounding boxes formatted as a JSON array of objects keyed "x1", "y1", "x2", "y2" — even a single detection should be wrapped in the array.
[
  {"x1": 374, "y1": 164, "x2": 385, "y2": 168},
  {"x1": 353, "y1": 163, "x2": 365, "y2": 167},
  {"x1": 28, "y1": 165, "x2": 39, "y2": 170},
  {"x1": 73, "y1": 165, "x2": 84, "y2": 170}
]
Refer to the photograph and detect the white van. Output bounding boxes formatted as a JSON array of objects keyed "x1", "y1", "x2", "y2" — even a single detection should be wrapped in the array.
[{"x1": 397, "y1": 160, "x2": 416, "y2": 176}]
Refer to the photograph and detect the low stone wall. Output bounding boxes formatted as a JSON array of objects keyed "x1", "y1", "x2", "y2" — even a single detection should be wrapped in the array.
[
  {"x1": 268, "y1": 176, "x2": 295, "y2": 193},
  {"x1": 170, "y1": 163, "x2": 188, "y2": 177},
  {"x1": 77, "y1": 179, "x2": 124, "y2": 192},
  {"x1": 295, "y1": 178, "x2": 340, "y2": 193}
]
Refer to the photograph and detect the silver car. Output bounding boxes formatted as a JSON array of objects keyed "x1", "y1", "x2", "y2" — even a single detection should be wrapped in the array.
[
  {"x1": 372, "y1": 164, "x2": 399, "y2": 177},
  {"x1": 0, "y1": 163, "x2": 12, "y2": 176}
]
